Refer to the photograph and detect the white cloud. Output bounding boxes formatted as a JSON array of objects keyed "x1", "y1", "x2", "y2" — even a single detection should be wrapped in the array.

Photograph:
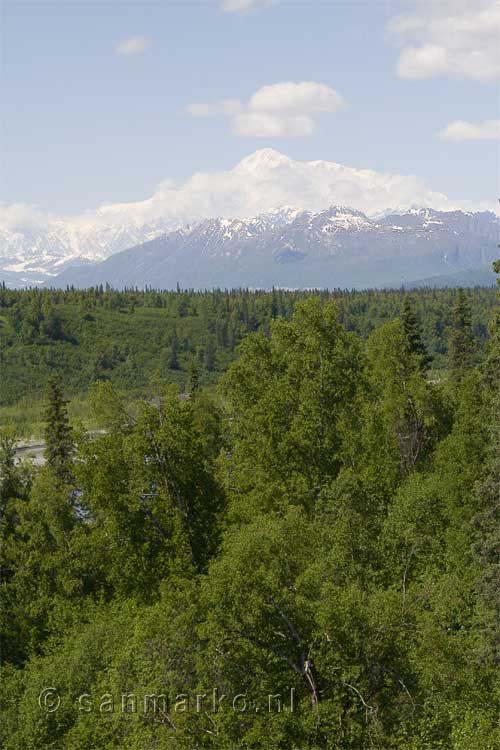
[
  {"x1": 233, "y1": 113, "x2": 314, "y2": 137},
  {"x1": 4, "y1": 148, "x2": 498, "y2": 266},
  {"x1": 0, "y1": 203, "x2": 51, "y2": 231},
  {"x1": 221, "y1": 0, "x2": 278, "y2": 13},
  {"x1": 187, "y1": 81, "x2": 345, "y2": 138},
  {"x1": 115, "y1": 36, "x2": 149, "y2": 56},
  {"x1": 389, "y1": 0, "x2": 500, "y2": 81},
  {"x1": 248, "y1": 81, "x2": 344, "y2": 114},
  {"x1": 438, "y1": 119, "x2": 500, "y2": 141},
  {"x1": 85, "y1": 148, "x2": 500, "y2": 221},
  {"x1": 5, "y1": 149, "x2": 496, "y2": 250}
]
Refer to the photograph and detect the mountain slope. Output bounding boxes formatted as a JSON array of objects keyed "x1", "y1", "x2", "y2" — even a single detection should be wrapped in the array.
[
  {"x1": 3, "y1": 149, "x2": 498, "y2": 286},
  {"x1": 0, "y1": 218, "x2": 177, "y2": 286},
  {"x1": 51, "y1": 207, "x2": 500, "y2": 290}
]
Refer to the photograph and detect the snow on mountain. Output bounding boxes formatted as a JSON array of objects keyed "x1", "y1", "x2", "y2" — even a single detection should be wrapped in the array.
[
  {"x1": 4, "y1": 148, "x2": 498, "y2": 285},
  {"x1": 49, "y1": 206, "x2": 500, "y2": 292},
  {"x1": 0, "y1": 218, "x2": 179, "y2": 284}
]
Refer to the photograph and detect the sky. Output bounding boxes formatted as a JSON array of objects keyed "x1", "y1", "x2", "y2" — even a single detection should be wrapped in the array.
[{"x1": 1, "y1": 0, "x2": 499, "y2": 221}]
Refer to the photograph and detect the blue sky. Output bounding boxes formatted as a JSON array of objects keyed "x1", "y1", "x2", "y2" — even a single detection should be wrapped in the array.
[{"x1": 2, "y1": 0, "x2": 499, "y2": 216}]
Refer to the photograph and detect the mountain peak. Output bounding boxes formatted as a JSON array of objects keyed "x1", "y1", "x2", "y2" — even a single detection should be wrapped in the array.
[
  {"x1": 47, "y1": 206, "x2": 500, "y2": 292},
  {"x1": 236, "y1": 148, "x2": 291, "y2": 172}
]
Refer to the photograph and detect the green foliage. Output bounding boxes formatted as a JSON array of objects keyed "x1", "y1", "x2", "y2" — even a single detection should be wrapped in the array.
[
  {"x1": 364, "y1": 320, "x2": 447, "y2": 480},
  {"x1": 43, "y1": 376, "x2": 74, "y2": 482},
  {"x1": 1, "y1": 269, "x2": 499, "y2": 749},
  {"x1": 402, "y1": 297, "x2": 432, "y2": 370},
  {"x1": 0, "y1": 285, "x2": 496, "y2": 408},
  {"x1": 448, "y1": 289, "x2": 476, "y2": 380},
  {"x1": 221, "y1": 299, "x2": 362, "y2": 518}
]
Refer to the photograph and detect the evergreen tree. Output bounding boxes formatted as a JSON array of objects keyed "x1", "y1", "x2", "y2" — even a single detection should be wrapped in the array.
[
  {"x1": 168, "y1": 327, "x2": 180, "y2": 370},
  {"x1": 0, "y1": 467, "x2": 84, "y2": 664},
  {"x1": 43, "y1": 376, "x2": 74, "y2": 482},
  {"x1": 448, "y1": 289, "x2": 475, "y2": 379},
  {"x1": 203, "y1": 335, "x2": 216, "y2": 372},
  {"x1": 187, "y1": 356, "x2": 201, "y2": 397},
  {"x1": 0, "y1": 425, "x2": 18, "y2": 514},
  {"x1": 41, "y1": 303, "x2": 64, "y2": 341},
  {"x1": 402, "y1": 297, "x2": 431, "y2": 370}
]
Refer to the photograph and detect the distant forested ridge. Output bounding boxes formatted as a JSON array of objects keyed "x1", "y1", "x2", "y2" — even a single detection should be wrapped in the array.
[
  {"x1": 0, "y1": 284, "x2": 496, "y2": 406},
  {"x1": 0, "y1": 270, "x2": 499, "y2": 749}
]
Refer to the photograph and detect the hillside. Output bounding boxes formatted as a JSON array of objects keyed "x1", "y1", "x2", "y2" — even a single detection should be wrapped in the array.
[
  {"x1": 0, "y1": 285, "x2": 496, "y2": 409},
  {"x1": 51, "y1": 207, "x2": 500, "y2": 291},
  {"x1": 2, "y1": 274, "x2": 500, "y2": 750}
]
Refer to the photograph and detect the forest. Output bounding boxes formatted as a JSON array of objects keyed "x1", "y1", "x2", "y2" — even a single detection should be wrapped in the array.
[
  {"x1": 0, "y1": 270, "x2": 499, "y2": 749},
  {"x1": 0, "y1": 284, "x2": 496, "y2": 426}
]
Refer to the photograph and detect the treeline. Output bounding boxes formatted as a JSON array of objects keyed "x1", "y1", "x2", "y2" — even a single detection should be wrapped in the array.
[
  {"x1": 0, "y1": 285, "x2": 496, "y2": 405},
  {"x1": 0, "y1": 264, "x2": 499, "y2": 749}
]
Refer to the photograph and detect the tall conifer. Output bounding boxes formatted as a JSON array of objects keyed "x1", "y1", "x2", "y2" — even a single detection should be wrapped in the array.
[
  {"x1": 44, "y1": 376, "x2": 74, "y2": 482},
  {"x1": 448, "y1": 289, "x2": 475, "y2": 379},
  {"x1": 402, "y1": 297, "x2": 431, "y2": 370}
]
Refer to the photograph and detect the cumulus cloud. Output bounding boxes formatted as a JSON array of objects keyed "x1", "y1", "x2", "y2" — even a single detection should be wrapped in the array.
[
  {"x1": 188, "y1": 81, "x2": 345, "y2": 137},
  {"x1": 115, "y1": 36, "x2": 149, "y2": 56},
  {"x1": 221, "y1": 0, "x2": 278, "y2": 13},
  {"x1": 4, "y1": 148, "x2": 491, "y2": 244},
  {"x1": 438, "y1": 119, "x2": 500, "y2": 141},
  {"x1": 0, "y1": 203, "x2": 51, "y2": 231},
  {"x1": 233, "y1": 113, "x2": 314, "y2": 137},
  {"x1": 389, "y1": 0, "x2": 500, "y2": 81},
  {"x1": 248, "y1": 81, "x2": 344, "y2": 114}
]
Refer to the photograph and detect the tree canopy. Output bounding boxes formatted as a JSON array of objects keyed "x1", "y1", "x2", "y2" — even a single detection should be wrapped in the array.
[{"x1": 1, "y1": 274, "x2": 499, "y2": 749}]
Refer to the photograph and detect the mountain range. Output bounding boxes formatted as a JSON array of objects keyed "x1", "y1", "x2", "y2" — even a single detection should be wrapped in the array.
[
  {"x1": 46, "y1": 206, "x2": 499, "y2": 291},
  {"x1": 0, "y1": 218, "x2": 175, "y2": 287},
  {"x1": 1, "y1": 148, "x2": 498, "y2": 290}
]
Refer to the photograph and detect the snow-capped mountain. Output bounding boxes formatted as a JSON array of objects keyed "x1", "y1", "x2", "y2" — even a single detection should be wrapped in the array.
[
  {"x1": 0, "y1": 218, "x2": 179, "y2": 286},
  {"x1": 50, "y1": 206, "x2": 500, "y2": 291},
  {"x1": 0, "y1": 202, "x2": 376, "y2": 286},
  {"x1": 0, "y1": 205, "x2": 305, "y2": 287},
  {"x1": 3, "y1": 148, "x2": 498, "y2": 287}
]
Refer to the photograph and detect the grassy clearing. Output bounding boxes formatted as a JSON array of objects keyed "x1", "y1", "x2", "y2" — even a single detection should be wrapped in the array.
[{"x1": 0, "y1": 393, "x2": 101, "y2": 440}]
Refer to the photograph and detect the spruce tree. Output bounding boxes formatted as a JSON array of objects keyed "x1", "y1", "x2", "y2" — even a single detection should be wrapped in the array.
[
  {"x1": 0, "y1": 426, "x2": 17, "y2": 510},
  {"x1": 168, "y1": 328, "x2": 179, "y2": 370},
  {"x1": 187, "y1": 357, "x2": 201, "y2": 397},
  {"x1": 402, "y1": 297, "x2": 431, "y2": 370},
  {"x1": 203, "y1": 336, "x2": 216, "y2": 372},
  {"x1": 43, "y1": 376, "x2": 74, "y2": 482},
  {"x1": 448, "y1": 289, "x2": 475, "y2": 380}
]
